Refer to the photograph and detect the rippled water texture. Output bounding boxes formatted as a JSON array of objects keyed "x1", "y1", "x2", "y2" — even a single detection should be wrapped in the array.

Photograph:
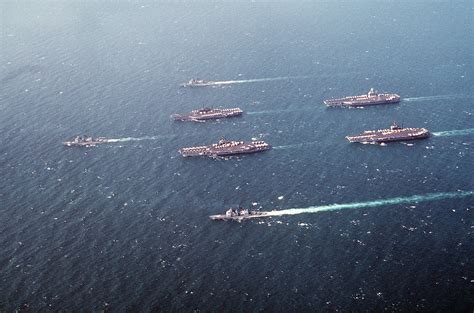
[{"x1": 0, "y1": 1, "x2": 472, "y2": 311}]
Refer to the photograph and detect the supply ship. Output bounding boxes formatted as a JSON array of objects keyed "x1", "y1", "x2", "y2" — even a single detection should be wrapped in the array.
[
  {"x1": 181, "y1": 79, "x2": 216, "y2": 88},
  {"x1": 63, "y1": 136, "x2": 109, "y2": 147},
  {"x1": 346, "y1": 122, "x2": 430, "y2": 143},
  {"x1": 209, "y1": 207, "x2": 269, "y2": 221},
  {"x1": 179, "y1": 138, "x2": 270, "y2": 157},
  {"x1": 324, "y1": 88, "x2": 401, "y2": 107},
  {"x1": 171, "y1": 107, "x2": 243, "y2": 122}
]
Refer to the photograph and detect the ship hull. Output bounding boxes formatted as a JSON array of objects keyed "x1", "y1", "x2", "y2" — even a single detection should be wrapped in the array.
[
  {"x1": 346, "y1": 130, "x2": 430, "y2": 143},
  {"x1": 324, "y1": 92, "x2": 401, "y2": 107},
  {"x1": 325, "y1": 97, "x2": 400, "y2": 107},
  {"x1": 180, "y1": 80, "x2": 216, "y2": 88},
  {"x1": 171, "y1": 110, "x2": 242, "y2": 121},
  {"x1": 181, "y1": 83, "x2": 215, "y2": 88},
  {"x1": 179, "y1": 140, "x2": 271, "y2": 158},
  {"x1": 63, "y1": 137, "x2": 108, "y2": 147},
  {"x1": 64, "y1": 142, "x2": 101, "y2": 147},
  {"x1": 180, "y1": 146, "x2": 271, "y2": 157},
  {"x1": 209, "y1": 212, "x2": 268, "y2": 221}
]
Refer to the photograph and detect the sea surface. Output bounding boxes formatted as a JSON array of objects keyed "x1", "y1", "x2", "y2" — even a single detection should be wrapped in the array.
[{"x1": 0, "y1": 1, "x2": 473, "y2": 311}]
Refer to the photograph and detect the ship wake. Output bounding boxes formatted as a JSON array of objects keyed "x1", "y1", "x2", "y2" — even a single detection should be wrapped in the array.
[
  {"x1": 248, "y1": 109, "x2": 297, "y2": 115},
  {"x1": 263, "y1": 191, "x2": 473, "y2": 217},
  {"x1": 211, "y1": 75, "x2": 311, "y2": 86},
  {"x1": 247, "y1": 108, "x2": 313, "y2": 115},
  {"x1": 273, "y1": 141, "x2": 318, "y2": 150},
  {"x1": 403, "y1": 94, "x2": 472, "y2": 102},
  {"x1": 432, "y1": 128, "x2": 474, "y2": 137},
  {"x1": 106, "y1": 136, "x2": 165, "y2": 143}
]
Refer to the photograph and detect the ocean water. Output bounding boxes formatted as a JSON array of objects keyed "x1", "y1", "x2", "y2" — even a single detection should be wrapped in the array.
[{"x1": 0, "y1": 1, "x2": 473, "y2": 311}]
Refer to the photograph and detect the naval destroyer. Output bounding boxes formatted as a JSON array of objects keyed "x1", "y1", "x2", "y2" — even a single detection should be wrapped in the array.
[
  {"x1": 179, "y1": 138, "x2": 270, "y2": 158},
  {"x1": 346, "y1": 122, "x2": 430, "y2": 143},
  {"x1": 171, "y1": 107, "x2": 243, "y2": 122},
  {"x1": 209, "y1": 207, "x2": 268, "y2": 221},
  {"x1": 181, "y1": 79, "x2": 216, "y2": 88},
  {"x1": 63, "y1": 136, "x2": 108, "y2": 147},
  {"x1": 324, "y1": 88, "x2": 401, "y2": 107}
]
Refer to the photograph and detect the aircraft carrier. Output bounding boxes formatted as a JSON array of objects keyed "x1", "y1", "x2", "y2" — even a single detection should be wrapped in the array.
[
  {"x1": 346, "y1": 123, "x2": 430, "y2": 143},
  {"x1": 324, "y1": 88, "x2": 401, "y2": 107},
  {"x1": 179, "y1": 138, "x2": 270, "y2": 157},
  {"x1": 171, "y1": 107, "x2": 243, "y2": 122},
  {"x1": 209, "y1": 207, "x2": 269, "y2": 221},
  {"x1": 181, "y1": 79, "x2": 216, "y2": 88},
  {"x1": 63, "y1": 136, "x2": 109, "y2": 147}
]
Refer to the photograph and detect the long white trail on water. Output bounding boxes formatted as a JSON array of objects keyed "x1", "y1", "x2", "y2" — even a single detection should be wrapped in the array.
[
  {"x1": 273, "y1": 141, "x2": 318, "y2": 150},
  {"x1": 106, "y1": 136, "x2": 165, "y2": 143},
  {"x1": 211, "y1": 75, "x2": 310, "y2": 86},
  {"x1": 264, "y1": 191, "x2": 474, "y2": 217},
  {"x1": 432, "y1": 128, "x2": 474, "y2": 137},
  {"x1": 403, "y1": 94, "x2": 472, "y2": 102}
]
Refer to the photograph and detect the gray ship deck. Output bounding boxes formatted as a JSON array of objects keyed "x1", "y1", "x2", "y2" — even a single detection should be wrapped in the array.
[
  {"x1": 346, "y1": 128, "x2": 429, "y2": 143},
  {"x1": 179, "y1": 140, "x2": 270, "y2": 157}
]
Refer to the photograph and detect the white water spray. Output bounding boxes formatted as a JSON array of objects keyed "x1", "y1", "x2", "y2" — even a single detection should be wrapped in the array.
[
  {"x1": 106, "y1": 136, "x2": 165, "y2": 143},
  {"x1": 211, "y1": 75, "x2": 311, "y2": 86},
  {"x1": 273, "y1": 144, "x2": 303, "y2": 150},
  {"x1": 432, "y1": 128, "x2": 474, "y2": 137},
  {"x1": 263, "y1": 191, "x2": 473, "y2": 217},
  {"x1": 247, "y1": 108, "x2": 314, "y2": 115},
  {"x1": 403, "y1": 94, "x2": 471, "y2": 102},
  {"x1": 273, "y1": 141, "x2": 318, "y2": 150},
  {"x1": 247, "y1": 109, "x2": 297, "y2": 115}
]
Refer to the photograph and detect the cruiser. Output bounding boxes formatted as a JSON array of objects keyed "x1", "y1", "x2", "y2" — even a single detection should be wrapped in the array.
[
  {"x1": 209, "y1": 207, "x2": 268, "y2": 221},
  {"x1": 346, "y1": 122, "x2": 430, "y2": 143},
  {"x1": 324, "y1": 88, "x2": 401, "y2": 107},
  {"x1": 181, "y1": 79, "x2": 216, "y2": 88},
  {"x1": 171, "y1": 107, "x2": 243, "y2": 122},
  {"x1": 179, "y1": 138, "x2": 270, "y2": 158},
  {"x1": 63, "y1": 136, "x2": 108, "y2": 147}
]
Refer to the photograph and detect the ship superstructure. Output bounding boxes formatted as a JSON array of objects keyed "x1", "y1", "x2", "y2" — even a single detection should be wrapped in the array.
[
  {"x1": 171, "y1": 107, "x2": 243, "y2": 122},
  {"x1": 181, "y1": 79, "x2": 216, "y2": 87},
  {"x1": 324, "y1": 88, "x2": 401, "y2": 107},
  {"x1": 209, "y1": 207, "x2": 268, "y2": 221},
  {"x1": 63, "y1": 136, "x2": 108, "y2": 147},
  {"x1": 346, "y1": 122, "x2": 430, "y2": 143},
  {"x1": 179, "y1": 138, "x2": 270, "y2": 157}
]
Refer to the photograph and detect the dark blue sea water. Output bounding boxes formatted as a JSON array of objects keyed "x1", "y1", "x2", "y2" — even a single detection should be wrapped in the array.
[{"x1": 1, "y1": 1, "x2": 473, "y2": 311}]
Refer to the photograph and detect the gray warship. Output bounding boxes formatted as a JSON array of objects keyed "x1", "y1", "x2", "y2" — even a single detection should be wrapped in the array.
[
  {"x1": 346, "y1": 122, "x2": 430, "y2": 143},
  {"x1": 171, "y1": 107, "x2": 243, "y2": 122},
  {"x1": 209, "y1": 207, "x2": 268, "y2": 221},
  {"x1": 181, "y1": 79, "x2": 216, "y2": 88},
  {"x1": 63, "y1": 136, "x2": 109, "y2": 147},
  {"x1": 179, "y1": 138, "x2": 270, "y2": 157},
  {"x1": 324, "y1": 88, "x2": 401, "y2": 107}
]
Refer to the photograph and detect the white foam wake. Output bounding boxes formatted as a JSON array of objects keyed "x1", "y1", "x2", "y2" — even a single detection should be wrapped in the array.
[
  {"x1": 211, "y1": 75, "x2": 310, "y2": 86},
  {"x1": 247, "y1": 109, "x2": 296, "y2": 115},
  {"x1": 247, "y1": 108, "x2": 314, "y2": 115},
  {"x1": 264, "y1": 191, "x2": 473, "y2": 217},
  {"x1": 432, "y1": 128, "x2": 474, "y2": 137},
  {"x1": 106, "y1": 136, "x2": 164, "y2": 143},
  {"x1": 403, "y1": 94, "x2": 471, "y2": 102},
  {"x1": 273, "y1": 144, "x2": 303, "y2": 150},
  {"x1": 273, "y1": 141, "x2": 318, "y2": 150}
]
